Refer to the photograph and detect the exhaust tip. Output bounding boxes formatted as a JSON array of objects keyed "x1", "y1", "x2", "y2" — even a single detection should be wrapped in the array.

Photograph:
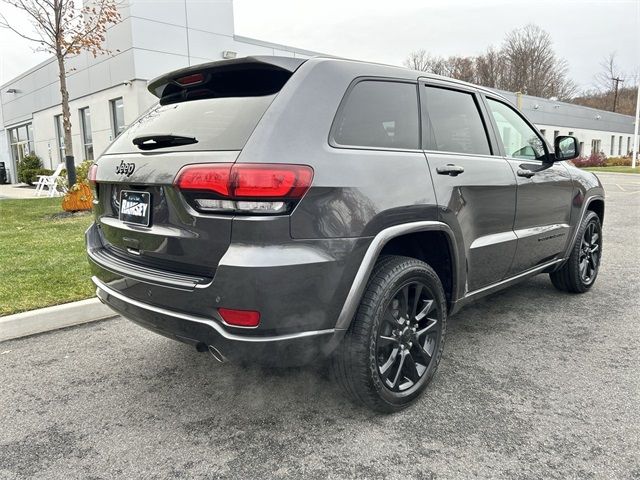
[{"x1": 208, "y1": 345, "x2": 227, "y2": 363}]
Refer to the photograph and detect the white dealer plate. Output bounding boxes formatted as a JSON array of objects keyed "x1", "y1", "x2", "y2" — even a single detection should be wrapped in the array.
[{"x1": 119, "y1": 190, "x2": 151, "y2": 227}]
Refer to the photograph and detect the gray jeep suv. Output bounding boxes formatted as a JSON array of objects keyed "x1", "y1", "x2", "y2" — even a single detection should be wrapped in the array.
[{"x1": 87, "y1": 56, "x2": 604, "y2": 412}]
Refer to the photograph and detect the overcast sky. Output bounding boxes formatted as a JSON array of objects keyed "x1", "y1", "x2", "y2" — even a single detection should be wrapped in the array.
[{"x1": 1, "y1": 0, "x2": 638, "y2": 90}]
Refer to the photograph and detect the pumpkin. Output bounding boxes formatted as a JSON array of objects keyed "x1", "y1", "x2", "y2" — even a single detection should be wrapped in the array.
[{"x1": 62, "y1": 183, "x2": 93, "y2": 212}]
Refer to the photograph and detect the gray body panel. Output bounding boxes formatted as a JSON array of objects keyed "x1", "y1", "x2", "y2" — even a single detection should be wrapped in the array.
[{"x1": 87, "y1": 56, "x2": 605, "y2": 364}]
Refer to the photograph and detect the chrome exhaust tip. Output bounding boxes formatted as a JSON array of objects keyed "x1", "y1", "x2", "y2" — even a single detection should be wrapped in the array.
[{"x1": 208, "y1": 345, "x2": 227, "y2": 363}]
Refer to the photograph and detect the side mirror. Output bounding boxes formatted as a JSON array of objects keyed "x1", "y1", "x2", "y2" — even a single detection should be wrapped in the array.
[{"x1": 554, "y1": 135, "x2": 579, "y2": 161}]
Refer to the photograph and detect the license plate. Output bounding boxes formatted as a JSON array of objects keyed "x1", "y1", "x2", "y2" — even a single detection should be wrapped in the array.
[{"x1": 119, "y1": 190, "x2": 151, "y2": 226}]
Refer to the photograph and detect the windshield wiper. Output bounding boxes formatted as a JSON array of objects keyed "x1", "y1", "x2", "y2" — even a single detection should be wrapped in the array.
[{"x1": 133, "y1": 134, "x2": 198, "y2": 150}]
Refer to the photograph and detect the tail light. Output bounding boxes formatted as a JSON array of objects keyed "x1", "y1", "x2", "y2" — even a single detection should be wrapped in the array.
[
  {"x1": 88, "y1": 163, "x2": 98, "y2": 200},
  {"x1": 174, "y1": 163, "x2": 313, "y2": 214},
  {"x1": 88, "y1": 163, "x2": 98, "y2": 184},
  {"x1": 218, "y1": 307, "x2": 260, "y2": 327}
]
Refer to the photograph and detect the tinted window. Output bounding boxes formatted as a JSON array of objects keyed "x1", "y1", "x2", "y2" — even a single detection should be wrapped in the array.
[
  {"x1": 333, "y1": 81, "x2": 419, "y2": 150},
  {"x1": 487, "y1": 98, "x2": 546, "y2": 160},
  {"x1": 424, "y1": 86, "x2": 491, "y2": 156},
  {"x1": 106, "y1": 95, "x2": 275, "y2": 154}
]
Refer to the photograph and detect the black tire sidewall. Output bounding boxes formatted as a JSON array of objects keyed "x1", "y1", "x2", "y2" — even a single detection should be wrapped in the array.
[
  {"x1": 568, "y1": 211, "x2": 602, "y2": 291},
  {"x1": 365, "y1": 261, "x2": 447, "y2": 409}
]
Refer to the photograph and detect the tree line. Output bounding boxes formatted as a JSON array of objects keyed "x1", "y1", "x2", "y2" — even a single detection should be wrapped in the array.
[{"x1": 404, "y1": 24, "x2": 638, "y2": 116}]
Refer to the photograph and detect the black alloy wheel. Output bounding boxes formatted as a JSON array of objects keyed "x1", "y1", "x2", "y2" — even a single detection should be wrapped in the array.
[
  {"x1": 578, "y1": 220, "x2": 601, "y2": 285},
  {"x1": 332, "y1": 255, "x2": 447, "y2": 412},
  {"x1": 550, "y1": 210, "x2": 602, "y2": 293},
  {"x1": 376, "y1": 281, "x2": 441, "y2": 393}
]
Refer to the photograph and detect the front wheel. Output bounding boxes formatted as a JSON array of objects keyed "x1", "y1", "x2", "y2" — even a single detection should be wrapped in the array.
[
  {"x1": 550, "y1": 210, "x2": 602, "y2": 293},
  {"x1": 332, "y1": 255, "x2": 447, "y2": 413}
]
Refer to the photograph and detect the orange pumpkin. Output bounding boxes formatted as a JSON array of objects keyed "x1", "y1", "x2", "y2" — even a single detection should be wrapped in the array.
[{"x1": 62, "y1": 183, "x2": 93, "y2": 212}]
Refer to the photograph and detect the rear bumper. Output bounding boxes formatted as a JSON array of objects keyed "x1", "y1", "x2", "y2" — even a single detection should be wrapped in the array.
[
  {"x1": 93, "y1": 276, "x2": 340, "y2": 366},
  {"x1": 86, "y1": 221, "x2": 366, "y2": 365}
]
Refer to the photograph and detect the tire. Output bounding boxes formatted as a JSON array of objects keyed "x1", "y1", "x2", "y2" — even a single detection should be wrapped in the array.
[
  {"x1": 332, "y1": 255, "x2": 447, "y2": 413},
  {"x1": 550, "y1": 210, "x2": 602, "y2": 293}
]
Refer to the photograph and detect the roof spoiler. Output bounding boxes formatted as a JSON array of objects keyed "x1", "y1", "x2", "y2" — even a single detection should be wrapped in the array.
[{"x1": 148, "y1": 56, "x2": 307, "y2": 105}]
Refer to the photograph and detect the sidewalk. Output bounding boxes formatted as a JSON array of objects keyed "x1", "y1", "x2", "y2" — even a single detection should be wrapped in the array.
[{"x1": 0, "y1": 183, "x2": 40, "y2": 199}]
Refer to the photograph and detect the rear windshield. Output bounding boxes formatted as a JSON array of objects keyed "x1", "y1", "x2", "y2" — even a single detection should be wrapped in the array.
[{"x1": 105, "y1": 94, "x2": 275, "y2": 154}]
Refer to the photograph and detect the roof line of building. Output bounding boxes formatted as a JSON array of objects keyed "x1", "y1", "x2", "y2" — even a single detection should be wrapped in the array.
[
  {"x1": 495, "y1": 89, "x2": 635, "y2": 121},
  {"x1": 232, "y1": 34, "x2": 325, "y2": 57},
  {"x1": 1, "y1": 56, "x2": 56, "y2": 91}
]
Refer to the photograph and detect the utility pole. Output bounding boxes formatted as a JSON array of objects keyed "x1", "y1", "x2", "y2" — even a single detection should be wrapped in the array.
[
  {"x1": 611, "y1": 76, "x2": 624, "y2": 112},
  {"x1": 632, "y1": 83, "x2": 639, "y2": 169}
]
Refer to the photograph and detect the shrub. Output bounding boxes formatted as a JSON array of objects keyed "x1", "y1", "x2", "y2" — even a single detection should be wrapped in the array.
[
  {"x1": 19, "y1": 168, "x2": 53, "y2": 186},
  {"x1": 17, "y1": 154, "x2": 43, "y2": 185},
  {"x1": 571, "y1": 152, "x2": 606, "y2": 168},
  {"x1": 605, "y1": 156, "x2": 632, "y2": 167}
]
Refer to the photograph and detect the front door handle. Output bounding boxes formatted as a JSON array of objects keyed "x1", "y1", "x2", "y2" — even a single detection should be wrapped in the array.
[
  {"x1": 517, "y1": 169, "x2": 535, "y2": 178},
  {"x1": 436, "y1": 164, "x2": 465, "y2": 176}
]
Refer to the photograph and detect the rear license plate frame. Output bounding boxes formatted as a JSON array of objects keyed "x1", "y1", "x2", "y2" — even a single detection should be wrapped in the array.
[{"x1": 119, "y1": 190, "x2": 151, "y2": 227}]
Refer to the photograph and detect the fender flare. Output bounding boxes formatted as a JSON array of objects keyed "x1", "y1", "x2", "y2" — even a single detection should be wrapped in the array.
[
  {"x1": 562, "y1": 193, "x2": 605, "y2": 259},
  {"x1": 333, "y1": 221, "x2": 458, "y2": 332}
]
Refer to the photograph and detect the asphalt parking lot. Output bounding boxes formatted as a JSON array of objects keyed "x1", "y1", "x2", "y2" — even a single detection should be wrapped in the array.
[{"x1": 1, "y1": 172, "x2": 639, "y2": 480}]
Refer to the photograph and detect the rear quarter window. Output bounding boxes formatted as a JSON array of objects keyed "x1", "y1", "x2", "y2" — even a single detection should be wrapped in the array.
[
  {"x1": 105, "y1": 95, "x2": 275, "y2": 154},
  {"x1": 332, "y1": 80, "x2": 420, "y2": 150}
]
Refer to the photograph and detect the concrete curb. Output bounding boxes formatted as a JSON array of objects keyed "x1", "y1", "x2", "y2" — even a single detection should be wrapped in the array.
[
  {"x1": 587, "y1": 170, "x2": 639, "y2": 176},
  {"x1": 0, "y1": 298, "x2": 117, "y2": 342}
]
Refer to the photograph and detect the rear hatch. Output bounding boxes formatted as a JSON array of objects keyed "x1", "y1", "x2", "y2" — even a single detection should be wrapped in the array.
[{"x1": 91, "y1": 56, "x2": 305, "y2": 279}]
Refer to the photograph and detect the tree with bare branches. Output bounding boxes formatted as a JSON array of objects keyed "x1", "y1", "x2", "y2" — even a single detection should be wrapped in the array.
[
  {"x1": 594, "y1": 52, "x2": 624, "y2": 93},
  {"x1": 0, "y1": 0, "x2": 121, "y2": 185},
  {"x1": 404, "y1": 49, "x2": 431, "y2": 72},
  {"x1": 501, "y1": 24, "x2": 576, "y2": 100},
  {"x1": 572, "y1": 53, "x2": 638, "y2": 115},
  {"x1": 475, "y1": 47, "x2": 505, "y2": 88},
  {"x1": 404, "y1": 24, "x2": 576, "y2": 101}
]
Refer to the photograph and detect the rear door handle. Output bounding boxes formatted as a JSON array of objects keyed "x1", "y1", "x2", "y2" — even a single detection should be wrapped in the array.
[
  {"x1": 436, "y1": 164, "x2": 465, "y2": 176},
  {"x1": 517, "y1": 169, "x2": 535, "y2": 178}
]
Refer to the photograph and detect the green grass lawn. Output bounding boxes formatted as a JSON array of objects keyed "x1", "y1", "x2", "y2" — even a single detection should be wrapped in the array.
[
  {"x1": 583, "y1": 166, "x2": 640, "y2": 174},
  {"x1": 0, "y1": 198, "x2": 94, "y2": 316}
]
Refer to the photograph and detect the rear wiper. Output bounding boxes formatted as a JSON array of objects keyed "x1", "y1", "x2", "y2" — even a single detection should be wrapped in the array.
[{"x1": 132, "y1": 134, "x2": 198, "y2": 150}]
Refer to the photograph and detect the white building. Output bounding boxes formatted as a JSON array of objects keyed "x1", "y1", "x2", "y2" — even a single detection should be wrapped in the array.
[
  {"x1": 498, "y1": 91, "x2": 636, "y2": 160},
  {"x1": 0, "y1": 0, "x2": 636, "y2": 183},
  {"x1": 0, "y1": 0, "x2": 318, "y2": 182}
]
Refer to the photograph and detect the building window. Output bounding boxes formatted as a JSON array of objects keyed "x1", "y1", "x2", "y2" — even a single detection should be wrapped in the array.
[
  {"x1": 554, "y1": 130, "x2": 560, "y2": 139},
  {"x1": 568, "y1": 131, "x2": 574, "y2": 136},
  {"x1": 628, "y1": 137, "x2": 632, "y2": 156},
  {"x1": 79, "y1": 107, "x2": 93, "y2": 160},
  {"x1": 540, "y1": 129, "x2": 546, "y2": 138},
  {"x1": 7, "y1": 123, "x2": 34, "y2": 169},
  {"x1": 110, "y1": 97, "x2": 125, "y2": 138},
  {"x1": 54, "y1": 115, "x2": 66, "y2": 162},
  {"x1": 579, "y1": 142, "x2": 584, "y2": 156},
  {"x1": 610, "y1": 135, "x2": 615, "y2": 155},
  {"x1": 592, "y1": 139, "x2": 601, "y2": 155},
  {"x1": 618, "y1": 136, "x2": 623, "y2": 156}
]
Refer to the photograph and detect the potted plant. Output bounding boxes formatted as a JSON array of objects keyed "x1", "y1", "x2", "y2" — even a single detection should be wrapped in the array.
[{"x1": 61, "y1": 160, "x2": 94, "y2": 212}]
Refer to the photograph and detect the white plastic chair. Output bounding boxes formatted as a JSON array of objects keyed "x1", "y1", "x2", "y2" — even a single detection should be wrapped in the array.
[{"x1": 35, "y1": 163, "x2": 65, "y2": 197}]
